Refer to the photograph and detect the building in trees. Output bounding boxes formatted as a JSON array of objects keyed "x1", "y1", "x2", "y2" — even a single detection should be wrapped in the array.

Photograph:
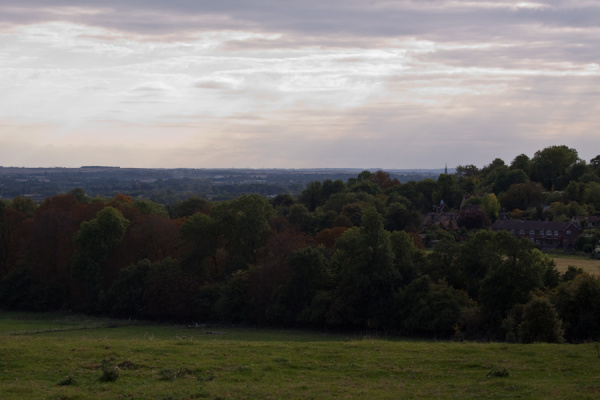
[{"x1": 492, "y1": 220, "x2": 583, "y2": 249}]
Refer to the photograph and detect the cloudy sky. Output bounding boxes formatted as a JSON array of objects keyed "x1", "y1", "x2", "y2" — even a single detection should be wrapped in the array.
[{"x1": 1, "y1": 1, "x2": 599, "y2": 169}]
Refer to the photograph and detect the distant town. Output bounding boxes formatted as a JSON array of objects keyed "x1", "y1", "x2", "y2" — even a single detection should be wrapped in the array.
[{"x1": 0, "y1": 166, "x2": 446, "y2": 203}]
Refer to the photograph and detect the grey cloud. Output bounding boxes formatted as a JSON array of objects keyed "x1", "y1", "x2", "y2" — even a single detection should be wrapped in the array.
[
  {"x1": 3, "y1": 1, "x2": 599, "y2": 42},
  {"x1": 418, "y1": 42, "x2": 600, "y2": 70}
]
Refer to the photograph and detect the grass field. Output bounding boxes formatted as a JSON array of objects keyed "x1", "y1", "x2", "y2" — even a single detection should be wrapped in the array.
[
  {"x1": 552, "y1": 255, "x2": 600, "y2": 275},
  {"x1": 1, "y1": 313, "x2": 600, "y2": 399}
]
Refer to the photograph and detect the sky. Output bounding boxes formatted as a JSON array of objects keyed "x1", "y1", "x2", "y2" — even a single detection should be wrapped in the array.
[{"x1": 1, "y1": 1, "x2": 599, "y2": 169}]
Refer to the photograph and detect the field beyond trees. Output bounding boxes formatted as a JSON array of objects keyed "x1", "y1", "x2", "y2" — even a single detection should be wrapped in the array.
[
  {"x1": 553, "y1": 256, "x2": 600, "y2": 276},
  {"x1": 1, "y1": 313, "x2": 600, "y2": 400}
]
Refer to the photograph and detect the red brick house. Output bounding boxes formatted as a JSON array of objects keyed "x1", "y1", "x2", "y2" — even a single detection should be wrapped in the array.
[{"x1": 491, "y1": 220, "x2": 583, "y2": 249}]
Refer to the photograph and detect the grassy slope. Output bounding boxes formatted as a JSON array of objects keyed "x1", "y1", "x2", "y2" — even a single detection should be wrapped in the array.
[{"x1": 1, "y1": 314, "x2": 600, "y2": 399}]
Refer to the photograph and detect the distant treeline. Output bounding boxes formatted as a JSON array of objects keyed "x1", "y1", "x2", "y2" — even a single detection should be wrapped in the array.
[{"x1": 1, "y1": 145, "x2": 600, "y2": 342}]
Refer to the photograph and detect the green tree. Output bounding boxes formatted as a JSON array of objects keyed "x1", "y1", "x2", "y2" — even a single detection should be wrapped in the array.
[
  {"x1": 553, "y1": 273, "x2": 600, "y2": 341},
  {"x1": 414, "y1": 179, "x2": 437, "y2": 212},
  {"x1": 478, "y1": 234, "x2": 555, "y2": 323},
  {"x1": 179, "y1": 213, "x2": 220, "y2": 282},
  {"x1": 384, "y1": 202, "x2": 422, "y2": 232},
  {"x1": 327, "y1": 207, "x2": 398, "y2": 328},
  {"x1": 530, "y1": 145, "x2": 580, "y2": 190},
  {"x1": 102, "y1": 259, "x2": 153, "y2": 317},
  {"x1": 132, "y1": 199, "x2": 168, "y2": 217},
  {"x1": 500, "y1": 181, "x2": 544, "y2": 211},
  {"x1": 510, "y1": 154, "x2": 531, "y2": 174},
  {"x1": 584, "y1": 182, "x2": 600, "y2": 211},
  {"x1": 69, "y1": 188, "x2": 89, "y2": 203},
  {"x1": 211, "y1": 194, "x2": 274, "y2": 272},
  {"x1": 71, "y1": 206, "x2": 129, "y2": 311},
  {"x1": 273, "y1": 246, "x2": 330, "y2": 325},
  {"x1": 433, "y1": 174, "x2": 462, "y2": 209},
  {"x1": 10, "y1": 197, "x2": 37, "y2": 219},
  {"x1": 298, "y1": 181, "x2": 323, "y2": 212},
  {"x1": 390, "y1": 230, "x2": 425, "y2": 286},
  {"x1": 321, "y1": 179, "x2": 347, "y2": 201},
  {"x1": 396, "y1": 276, "x2": 475, "y2": 336},
  {"x1": 518, "y1": 296, "x2": 564, "y2": 343},
  {"x1": 173, "y1": 196, "x2": 210, "y2": 218},
  {"x1": 481, "y1": 193, "x2": 501, "y2": 222}
]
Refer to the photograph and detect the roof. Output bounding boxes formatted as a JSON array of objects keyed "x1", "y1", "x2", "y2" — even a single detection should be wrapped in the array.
[{"x1": 492, "y1": 220, "x2": 582, "y2": 232}]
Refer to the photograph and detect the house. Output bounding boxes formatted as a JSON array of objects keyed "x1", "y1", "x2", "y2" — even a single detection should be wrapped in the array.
[
  {"x1": 422, "y1": 200, "x2": 459, "y2": 232},
  {"x1": 572, "y1": 215, "x2": 599, "y2": 228},
  {"x1": 422, "y1": 212, "x2": 459, "y2": 231},
  {"x1": 491, "y1": 220, "x2": 583, "y2": 249}
]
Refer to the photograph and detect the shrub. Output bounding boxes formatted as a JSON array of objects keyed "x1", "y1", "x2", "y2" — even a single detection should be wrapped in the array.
[
  {"x1": 99, "y1": 359, "x2": 119, "y2": 382},
  {"x1": 518, "y1": 297, "x2": 564, "y2": 343}
]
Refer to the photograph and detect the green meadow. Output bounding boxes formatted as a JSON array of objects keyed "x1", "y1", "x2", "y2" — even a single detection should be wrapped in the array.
[{"x1": 1, "y1": 313, "x2": 600, "y2": 400}]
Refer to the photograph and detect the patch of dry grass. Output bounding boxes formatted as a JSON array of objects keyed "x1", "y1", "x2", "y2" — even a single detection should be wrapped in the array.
[{"x1": 553, "y1": 257, "x2": 600, "y2": 275}]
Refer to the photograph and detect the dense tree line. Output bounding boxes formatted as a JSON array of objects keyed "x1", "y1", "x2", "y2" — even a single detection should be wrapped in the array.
[{"x1": 1, "y1": 145, "x2": 600, "y2": 342}]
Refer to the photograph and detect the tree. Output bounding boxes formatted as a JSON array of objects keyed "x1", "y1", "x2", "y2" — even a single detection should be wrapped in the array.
[
  {"x1": 518, "y1": 296, "x2": 564, "y2": 343},
  {"x1": 481, "y1": 193, "x2": 501, "y2": 222},
  {"x1": 211, "y1": 194, "x2": 274, "y2": 273},
  {"x1": 478, "y1": 234, "x2": 555, "y2": 323},
  {"x1": 132, "y1": 199, "x2": 168, "y2": 217},
  {"x1": 114, "y1": 213, "x2": 179, "y2": 268},
  {"x1": 433, "y1": 174, "x2": 462, "y2": 209},
  {"x1": 369, "y1": 170, "x2": 400, "y2": 190},
  {"x1": 553, "y1": 273, "x2": 600, "y2": 341},
  {"x1": 506, "y1": 169, "x2": 529, "y2": 187},
  {"x1": 0, "y1": 204, "x2": 27, "y2": 280},
  {"x1": 271, "y1": 193, "x2": 295, "y2": 208},
  {"x1": 69, "y1": 188, "x2": 88, "y2": 203},
  {"x1": 414, "y1": 179, "x2": 437, "y2": 212},
  {"x1": 102, "y1": 259, "x2": 153, "y2": 317},
  {"x1": 530, "y1": 145, "x2": 579, "y2": 190},
  {"x1": 390, "y1": 230, "x2": 424, "y2": 286},
  {"x1": 384, "y1": 202, "x2": 422, "y2": 232},
  {"x1": 456, "y1": 209, "x2": 490, "y2": 230},
  {"x1": 455, "y1": 164, "x2": 479, "y2": 180},
  {"x1": 396, "y1": 276, "x2": 475, "y2": 336},
  {"x1": 179, "y1": 213, "x2": 220, "y2": 282},
  {"x1": 71, "y1": 206, "x2": 129, "y2": 311},
  {"x1": 321, "y1": 179, "x2": 347, "y2": 201},
  {"x1": 173, "y1": 196, "x2": 210, "y2": 218},
  {"x1": 327, "y1": 207, "x2": 398, "y2": 328},
  {"x1": 500, "y1": 181, "x2": 544, "y2": 211},
  {"x1": 247, "y1": 229, "x2": 314, "y2": 325},
  {"x1": 478, "y1": 158, "x2": 507, "y2": 193},
  {"x1": 584, "y1": 182, "x2": 600, "y2": 211},
  {"x1": 143, "y1": 258, "x2": 198, "y2": 320},
  {"x1": 23, "y1": 194, "x2": 101, "y2": 309},
  {"x1": 298, "y1": 181, "x2": 323, "y2": 212},
  {"x1": 272, "y1": 246, "x2": 329, "y2": 325},
  {"x1": 10, "y1": 197, "x2": 37, "y2": 218},
  {"x1": 510, "y1": 154, "x2": 530, "y2": 173}
]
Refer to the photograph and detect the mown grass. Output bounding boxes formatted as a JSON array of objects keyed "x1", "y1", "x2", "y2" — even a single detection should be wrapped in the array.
[
  {"x1": 552, "y1": 256, "x2": 600, "y2": 275},
  {"x1": 0, "y1": 311, "x2": 133, "y2": 335},
  {"x1": 1, "y1": 313, "x2": 600, "y2": 399}
]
